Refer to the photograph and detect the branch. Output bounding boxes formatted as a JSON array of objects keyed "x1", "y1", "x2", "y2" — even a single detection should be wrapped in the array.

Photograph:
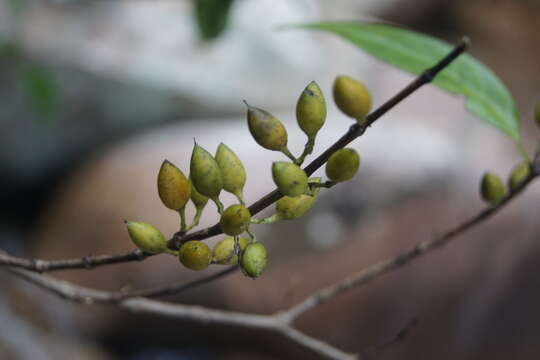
[
  {"x1": 7, "y1": 266, "x2": 357, "y2": 359},
  {"x1": 0, "y1": 38, "x2": 470, "y2": 272},
  {"x1": 284, "y1": 154, "x2": 540, "y2": 321},
  {"x1": 0, "y1": 249, "x2": 151, "y2": 272}
]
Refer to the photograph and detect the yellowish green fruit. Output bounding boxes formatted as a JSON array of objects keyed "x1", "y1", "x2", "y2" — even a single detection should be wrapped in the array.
[
  {"x1": 213, "y1": 236, "x2": 249, "y2": 265},
  {"x1": 508, "y1": 162, "x2": 530, "y2": 191},
  {"x1": 178, "y1": 240, "x2": 212, "y2": 271},
  {"x1": 190, "y1": 142, "x2": 223, "y2": 198},
  {"x1": 325, "y1": 148, "x2": 360, "y2": 182},
  {"x1": 296, "y1": 81, "x2": 327, "y2": 138},
  {"x1": 480, "y1": 172, "x2": 506, "y2": 205},
  {"x1": 272, "y1": 162, "x2": 308, "y2": 197},
  {"x1": 241, "y1": 242, "x2": 268, "y2": 279},
  {"x1": 245, "y1": 102, "x2": 288, "y2": 151},
  {"x1": 189, "y1": 178, "x2": 209, "y2": 209},
  {"x1": 333, "y1": 75, "x2": 372, "y2": 122},
  {"x1": 220, "y1": 204, "x2": 251, "y2": 235},
  {"x1": 215, "y1": 143, "x2": 246, "y2": 199},
  {"x1": 126, "y1": 221, "x2": 168, "y2": 254},
  {"x1": 157, "y1": 160, "x2": 191, "y2": 211},
  {"x1": 275, "y1": 193, "x2": 317, "y2": 220}
]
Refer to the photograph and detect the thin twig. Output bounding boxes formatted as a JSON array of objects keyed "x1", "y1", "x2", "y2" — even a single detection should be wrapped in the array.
[
  {"x1": 7, "y1": 266, "x2": 356, "y2": 359},
  {"x1": 0, "y1": 249, "x2": 150, "y2": 272},
  {"x1": 284, "y1": 155, "x2": 539, "y2": 321}
]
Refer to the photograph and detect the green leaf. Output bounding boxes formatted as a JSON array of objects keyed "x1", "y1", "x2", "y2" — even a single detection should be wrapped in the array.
[
  {"x1": 292, "y1": 22, "x2": 521, "y2": 143},
  {"x1": 194, "y1": 0, "x2": 235, "y2": 41}
]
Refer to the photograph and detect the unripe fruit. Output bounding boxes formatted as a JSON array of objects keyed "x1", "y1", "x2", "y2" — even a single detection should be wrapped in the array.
[
  {"x1": 296, "y1": 81, "x2": 327, "y2": 138},
  {"x1": 190, "y1": 142, "x2": 223, "y2": 198},
  {"x1": 325, "y1": 148, "x2": 360, "y2": 182},
  {"x1": 480, "y1": 172, "x2": 505, "y2": 205},
  {"x1": 157, "y1": 160, "x2": 191, "y2": 211},
  {"x1": 272, "y1": 162, "x2": 308, "y2": 197},
  {"x1": 333, "y1": 75, "x2": 372, "y2": 122},
  {"x1": 189, "y1": 178, "x2": 209, "y2": 209},
  {"x1": 220, "y1": 204, "x2": 251, "y2": 235},
  {"x1": 508, "y1": 162, "x2": 530, "y2": 191},
  {"x1": 213, "y1": 236, "x2": 249, "y2": 265},
  {"x1": 245, "y1": 101, "x2": 288, "y2": 151},
  {"x1": 241, "y1": 242, "x2": 268, "y2": 279},
  {"x1": 215, "y1": 143, "x2": 246, "y2": 199},
  {"x1": 275, "y1": 193, "x2": 317, "y2": 220},
  {"x1": 178, "y1": 240, "x2": 212, "y2": 271},
  {"x1": 126, "y1": 221, "x2": 168, "y2": 254}
]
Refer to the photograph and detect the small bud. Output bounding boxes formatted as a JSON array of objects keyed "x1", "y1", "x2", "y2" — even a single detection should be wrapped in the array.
[
  {"x1": 480, "y1": 172, "x2": 506, "y2": 205},
  {"x1": 157, "y1": 160, "x2": 191, "y2": 211},
  {"x1": 245, "y1": 101, "x2": 288, "y2": 151},
  {"x1": 333, "y1": 75, "x2": 372, "y2": 122},
  {"x1": 219, "y1": 204, "x2": 251, "y2": 236},
  {"x1": 126, "y1": 221, "x2": 168, "y2": 254},
  {"x1": 213, "y1": 236, "x2": 249, "y2": 265},
  {"x1": 296, "y1": 81, "x2": 327, "y2": 138},
  {"x1": 241, "y1": 242, "x2": 268, "y2": 279},
  {"x1": 178, "y1": 240, "x2": 212, "y2": 271},
  {"x1": 325, "y1": 148, "x2": 360, "y2": 182},
  {"x1": 189, "y1": 178, "x2": 209, "y2": 210},
  {"x1": 215, "y1": 143, "x2": 246, "y2": 200},
  {"x1": 508, "y1": 162, "x2": 530, "y2": 191},
  {"x1": 272, "y1": 162, "x2": 308, "y2": 197},
  {"x1": 190, "y1": 142, "x2": 223, "y2": 198}
]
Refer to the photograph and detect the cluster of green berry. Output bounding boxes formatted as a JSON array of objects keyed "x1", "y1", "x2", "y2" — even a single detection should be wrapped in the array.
[{"x1": 125, "y1": 75, "x2": 372, "y2": 279}]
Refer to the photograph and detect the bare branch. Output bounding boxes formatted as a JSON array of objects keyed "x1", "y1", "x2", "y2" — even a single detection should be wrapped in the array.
[
  {"x1": 0, "y1": 249, "x2": 151, "y2": 272},
  {"x1": 285, "y1": 155, "x2": 540, "y2": 320},
  {"x1": 7, "y1": 266, "x2": 356, "y2": 359}
]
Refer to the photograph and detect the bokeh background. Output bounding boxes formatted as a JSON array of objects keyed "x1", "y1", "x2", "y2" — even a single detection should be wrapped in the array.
[{"x1": 1, "y1": 0, "x2": 540, "y2": 359}]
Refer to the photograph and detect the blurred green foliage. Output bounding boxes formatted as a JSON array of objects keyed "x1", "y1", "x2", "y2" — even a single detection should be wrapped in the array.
[{"x1": 194, "y1": 0, "x2": 235, "y2": 41}]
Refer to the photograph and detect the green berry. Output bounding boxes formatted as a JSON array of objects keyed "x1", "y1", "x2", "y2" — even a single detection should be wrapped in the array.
[
  {"x1": 126, "y1": 221, "x2": 168, "y2": 254},
  {"x1": 325, "y1": 148, "x2": 360, "y2": 182},
  {"x1": 480, "y1": 172, "x2": 506, "y2": 205},
  {"x1": 333, "y1": 75, "x2": 372, "y2": 122},
  {"x1": 296, "y1": 81, "x2": 327, "y2": 138},
  {"x1": 272, "y1": 162, "x2": 308, "y2": 197},
  {"x1": 190, "y1": 142, "x2": 223, "y2": 198},
  {"x1": 178, "y1": 240, "x2": 212, "y2": 271},
  {"x1": 241, "y1": 242, "x2": 268, "y2": 279},
  {"x1": 213, "y1": 236, "x2": 249, "y2": 265},
  {"x1": 219, "y1": 204, "x2": 251, "y2": 235},
  {"x1": 157, "y1": 160, "x2": 191, "y2": 211},
  {"x1": 245, "y1": 101, "x2": 288, "y2": 151},
  {"x1": 275, "y1": 194, "x2": 317, "y2": 220},
  {"x1": 189, "y1": 178, "x2": 209, "y2": 210},
  {"x1": 508, "y1": 162, "x2": 530, "y2": 191},
  {"x1": 215, "y1": 143, "x2": 246, "y2": 200}
]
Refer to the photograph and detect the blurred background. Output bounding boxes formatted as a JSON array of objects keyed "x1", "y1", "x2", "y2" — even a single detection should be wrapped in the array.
[{"x1": 1, "y1": 0, "x2": 540, "y2": 359}]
